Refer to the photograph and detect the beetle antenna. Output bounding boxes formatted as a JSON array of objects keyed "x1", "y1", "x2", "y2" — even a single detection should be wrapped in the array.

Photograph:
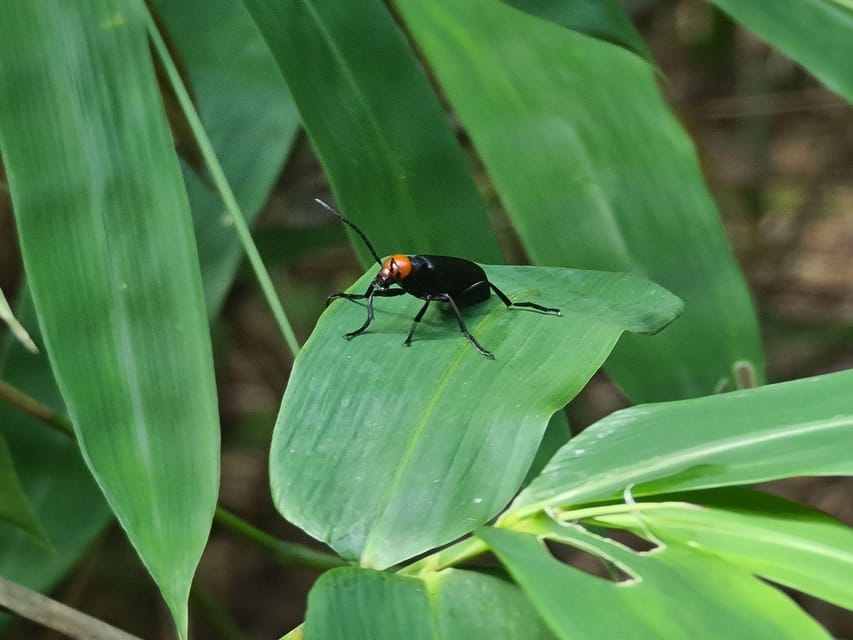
[{"x1": 315, "y1": 198, "x2": 383, "y2": 266}]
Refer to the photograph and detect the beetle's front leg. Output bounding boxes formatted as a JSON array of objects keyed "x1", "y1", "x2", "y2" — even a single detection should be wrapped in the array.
[
  {"x1": 326, "y1": 281, "x2": 376, "y2": 307},
  {"x1": 340, "y1": 287, "x2": 407, "y2": 340}
]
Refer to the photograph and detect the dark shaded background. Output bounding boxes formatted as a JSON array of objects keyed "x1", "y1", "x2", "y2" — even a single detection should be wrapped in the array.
[{"x1": 1, "y1": 1, "x2": 851, "y2": 638}]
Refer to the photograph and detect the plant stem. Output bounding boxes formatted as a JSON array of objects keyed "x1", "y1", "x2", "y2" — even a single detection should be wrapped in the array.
[
  {"x1": 0, "y1": 378, "x2": 74, "y2": 438},
  {"x1": 214, "y1": 507, "x2": 346, "y2": 572},
  {"x1": 143, "y1": 8, "x2": 301, "y2": 360},
  {"x1": 0, "y1": 380, "x2": 339, "y2": 572},
  {"x1": 0, "y1": 576, "x2": 142, "y2": 640}
]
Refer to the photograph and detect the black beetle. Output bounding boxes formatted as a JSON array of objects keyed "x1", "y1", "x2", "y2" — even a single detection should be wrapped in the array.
[{"x1": 318, "y1": 199, "x2": 560, "y2": 359}]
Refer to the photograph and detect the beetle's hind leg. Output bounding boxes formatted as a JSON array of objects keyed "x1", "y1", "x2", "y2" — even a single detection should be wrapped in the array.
[{"x1": 485, "y1": 282, "x2": 561, "y2": 315}]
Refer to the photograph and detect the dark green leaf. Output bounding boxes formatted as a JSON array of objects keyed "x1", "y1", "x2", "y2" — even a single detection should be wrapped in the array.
[
  {"x1": 707, "y1": 0, "x2": 853, "y2": 103},
  {"x1": 152, "y1": 0, "x2": 300, "y2": 317},
  {"x1": 393, "y1": 0, "x2": 764, "y2": 401},
  {"x1": 242, "y1": 0, "x2": 504, "y2": 266},
  {"x1": 500, "y1": 0, "x2": 652, "y2": 61}
]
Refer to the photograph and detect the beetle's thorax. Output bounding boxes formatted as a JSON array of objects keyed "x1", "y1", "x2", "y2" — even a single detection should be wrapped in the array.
[{"x1": 377, "y1": 254, "x2": 412, "y2": 286}]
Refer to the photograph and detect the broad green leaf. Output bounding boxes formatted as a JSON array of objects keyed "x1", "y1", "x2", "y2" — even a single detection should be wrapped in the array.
[
  {"x1": 0, "y1": 291, "x2": 112, "y2": 629},
  {"x1": 0, "y1": 3, "x2": 219, "y2": 637},
  {"x1": 152, "y1": 0, "x2": 299, "y2": 317},
  {"x1": 242, "y1": 0, "x2": 503, "y2": 266},
  {"x1": 0, "y1": 435, "x2": 46, "y2": 544},
  {"x1": 596, "y1": 488, "x2": 853, "y2": 611},
  {"x1": 0, "y1": 0, "x2": 291, "y2": 619},
  {"x1": 707, "y1": 0, "x2": 853, "y2": 103},
  {"x1": 271, "y1": 265, "x2": 681, "y2": 568},
  {"x1": 393, "y1": 0, "x2": 764, "y2": 401},
  {"x1": 479, "y1": 521, "x2": 831, "y2": 639},
  {"x1": 512, "y1": 369, "x2": 853, "y2": 518},
  {"x1": 500, "y1": 0, "x2": 652, "y2": 61},
  {"x1": 304, "y1": 567, "x2": 554, "y2": 640}
]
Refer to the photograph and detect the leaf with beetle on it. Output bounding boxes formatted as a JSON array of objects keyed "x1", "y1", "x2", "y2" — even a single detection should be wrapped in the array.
[{"x1": 269, "y1": 230, "x2": 683, "y2": 568}]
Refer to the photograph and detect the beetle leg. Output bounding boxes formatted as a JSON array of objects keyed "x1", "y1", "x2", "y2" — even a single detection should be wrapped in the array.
[
  {"x1": 403, "y1": 300, "x2": 432, "y2": 347},
  {"x1": 434, "y1": 294, "x2": 495, "y2": 359},
  {"x1": 484, "y1": 281, "x2": 561, "y2": 315},
  {"x1": 333, "y1": 287, "x2": 407, "y2": 339},
  {"x1": 326, "y1": 281, "x2": 376, "y2": 307},
  {"x1": 343, "y1": 290, "x2": 376, "y2": 339}
]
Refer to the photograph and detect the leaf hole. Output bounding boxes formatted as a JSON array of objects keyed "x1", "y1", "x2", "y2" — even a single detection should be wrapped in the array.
[{"x1": 541, "y1": 538, "x2": 632, "y2": 583}]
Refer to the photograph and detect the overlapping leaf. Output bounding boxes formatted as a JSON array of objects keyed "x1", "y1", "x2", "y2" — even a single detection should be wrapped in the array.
[
  {"x1": 596, "y1": 488, "x2": 853, "y2": 611},
  {"x1": 707, "y1": 0, "x2": 853, "y2": 103},
  {"x1": 393, "y1": 0, "x2": 764, "y2": 401},
  {"x1": 304, "y1": 567, "x2": 554, "y2": 640},
  {"x1": 479, "y1": 521, "x2": 830, "y2": 639},
  {"x1": 242, "y1": 0, "x2": 503, "y2": 266},
  {"x1": 512, "y1": 369, "x2": 853, "y2": 517}
]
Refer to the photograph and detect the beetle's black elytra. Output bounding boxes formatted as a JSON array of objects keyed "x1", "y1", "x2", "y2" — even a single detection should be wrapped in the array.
[{"x1": 317, "y1": 199, "x2": 560, "y2": 359}]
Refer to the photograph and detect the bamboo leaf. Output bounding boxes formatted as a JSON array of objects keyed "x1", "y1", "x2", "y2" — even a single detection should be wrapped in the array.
[
  {"x1": 479, "y1": 521, "x2": 830, "y2": 639},
  {"x1": 271, "y1": 265, "x2": 681, "y2": 568},
  {"x1": 393, "y1": 0, "x2": 764, "y2": 401},
  {"x1": 500, "y1": 0, "x2": 652, "y2": 60},
  {"x1": 596, "y1": 488, "x2": 853, "y2": 611},
  {"x1": 303, "y1": 567, "x2": 554, "y2": 639},
  {"x1": 151, "y1": 0, "x2": 300, "y2": 317},
  {"x1": 0, "y1": 3, "x2": 220, "y2": 636},
  {"x1": 512, "y1": 369, "x2": 853, "y2": 518},
  {"x1": 242, "y1": 0, "x2": 504, "y2": 266},
  {"x1": 707, "y1": 0, "x2": 853, "y2": 103}
]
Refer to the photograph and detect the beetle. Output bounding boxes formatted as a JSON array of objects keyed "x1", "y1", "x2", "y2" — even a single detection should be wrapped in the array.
[{"x1": 317, "y1": 198, "x2": 560, "y2": 359}]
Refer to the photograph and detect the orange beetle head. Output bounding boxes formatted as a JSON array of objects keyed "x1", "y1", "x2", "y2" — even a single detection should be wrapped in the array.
[{"x1": 377, "y1": 254, "x2": 412, "y2": 286}]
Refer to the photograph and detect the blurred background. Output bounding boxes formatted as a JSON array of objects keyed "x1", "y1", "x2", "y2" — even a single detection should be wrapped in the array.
[{"x1": 1, "y1": 0, "x2": 851, "y2": 638}]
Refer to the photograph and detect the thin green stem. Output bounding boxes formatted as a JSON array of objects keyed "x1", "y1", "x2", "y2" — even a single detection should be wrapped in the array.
[
  {"x1": 214, "y1": 507, "x2": 346, "y2": 572},
  {"x1": 0, "y1": 381, "x2": 337, "y2": 572},
  {"x1": 0, "y1": 378, "x2": 74, "y2": 438},
  {"x1": 189, "y1": 585, "x2": 244, "y2": 640},
  {"x1": 143, "y1": 9, "x2": 301, "y2": 360}
]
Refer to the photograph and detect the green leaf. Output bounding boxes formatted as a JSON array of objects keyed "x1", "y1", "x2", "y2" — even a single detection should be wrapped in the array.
[
  {"x1": 0, "y1": 435, "x2": 47, "y2": 544},
  {"x1": 707, "y1": 0, "x2": 853, "y2": 103},
  {"x1": 0, "y1": 3, "x2": 219, "y2": 637},
  {"x1": 596, "y1": 488, "x2": 853, "y2": 611},
  {"x1": 241, "y1": 0, "x2": 504, "y2": 266},
  {"x1": 512, "y1": 369, "x2": 853, "y2": 518},
  {"x1": 304, "y1": 567, "x2": 554, "y2": 640},
  {"x1": 393, "y1": 0, "x2": 764, "y2": 401},
  {"x1": 0, "y1": 291, "x2": 113, "y2": 628},
  {"x1": 479, "y1": 521, "x2": 831, "y2": 639},
  {"x1": 499, "y1": 0, "x2": 652, "y2": 61},
  {"x1": 151, "y1": 0, "x2": 300, "y2": 317},
  {"x1": 271, "y1": 265, "x2": 681, "y2": 568}
]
